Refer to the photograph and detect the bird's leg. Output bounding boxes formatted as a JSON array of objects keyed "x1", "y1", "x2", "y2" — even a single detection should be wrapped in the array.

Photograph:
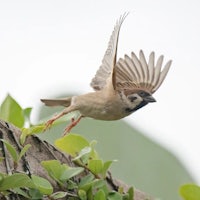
[
  {"x1": 43, "y1": 106, "x2": 76, "y2": 131},
  {"x1": 63, "y1": 115, "x2": 83, "y2": 135}
]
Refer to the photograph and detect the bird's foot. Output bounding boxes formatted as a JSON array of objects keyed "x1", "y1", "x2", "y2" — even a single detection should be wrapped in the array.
[
  {"x1": 43, "y1": 115, "x2": 59, "y2": 132},
  {"x1": 43, "y1": 110, "x2": 67, "y2": 132},
  {"x1": 63, "y1": 116, "x2": 83, "y2": 136}
]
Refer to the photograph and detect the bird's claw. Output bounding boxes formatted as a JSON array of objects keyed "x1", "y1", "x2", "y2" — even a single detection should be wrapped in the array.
[
  {"x1": 43, "y1": 118, "x2": 56, "y2": 132},
  {"x1": 63, "y1": 116, "x2": 82, "y2": 136},
  {"x1": 63, "y1": 118, "x2": 75, "y2": 135}
]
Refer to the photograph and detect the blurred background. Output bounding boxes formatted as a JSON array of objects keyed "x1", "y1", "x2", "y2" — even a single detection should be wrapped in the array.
[{"x1": 0, "y1": 0, "x2": 200, "y2": 199}]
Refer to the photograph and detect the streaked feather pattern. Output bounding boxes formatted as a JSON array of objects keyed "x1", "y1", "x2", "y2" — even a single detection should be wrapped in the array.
[
  {"x1": 115, "y1": 50, "x2": 172, "y2": 93},
  {"x1": 90, "y1": 13, "x2": 129, "y2": 91},
  {"x1": 90, "y1": 13, "x2": 171, "y2": 94}
]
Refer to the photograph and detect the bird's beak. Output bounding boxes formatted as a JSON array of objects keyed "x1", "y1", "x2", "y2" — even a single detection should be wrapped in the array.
[{"x1": 144, "y1": 95, "x2": 156, "y2": 103}]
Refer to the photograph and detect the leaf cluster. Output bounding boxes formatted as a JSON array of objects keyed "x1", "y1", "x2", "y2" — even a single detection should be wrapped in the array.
[{"x1": 0, "y1": 95, "x2": 134, "y2": 199}]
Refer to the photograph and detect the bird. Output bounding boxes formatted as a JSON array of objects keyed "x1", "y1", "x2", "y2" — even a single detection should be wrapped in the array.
[{"x1": 41, "y1": 13, "x2": 172, "y2": 134}]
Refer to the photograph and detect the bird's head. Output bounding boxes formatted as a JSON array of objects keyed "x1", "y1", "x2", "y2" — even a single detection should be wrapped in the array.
[
  {"x1": 122, "y1": 89, "x2": 156, "y2": 113},
  {"x1": 126, "y1": 89, "x2": 156, "y2": 103}
]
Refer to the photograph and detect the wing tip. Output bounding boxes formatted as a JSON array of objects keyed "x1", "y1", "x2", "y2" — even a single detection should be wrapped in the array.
[{"x1": 152, "y1": 58, "x2": 172, "y2": 93}]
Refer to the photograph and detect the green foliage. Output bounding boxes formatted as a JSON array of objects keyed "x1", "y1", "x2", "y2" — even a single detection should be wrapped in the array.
[
  {"x1": 94, "y1": 189, "x2": 106, "y2": 200},
  {"x1": 0, "y1": 94, "x2": 24, "y2": 128},
  {"x1": 0, "y1": 172, "x2": 54, "y2": 199},
  {"x1": 54, "y1": 134, "x2": 133, "y2": 199},
  {"x1": 31, "y1": 175, "x2": 53, "y2": 195},
  {"x1": 0, "y1": 173, "x2": 35, "y2": 191},
  {"x1": 55, "y1": 134, "x2": 116, "y2": 179},
  {"x1": 41, "y1": 160, "x2": 84, "y2": 186},
  {"x1": 0, "y1": 139, "x2": 18, "y2": 162},
  {"x1": 0, "y1": 94, "x2": 27, "y2": 128},
  {"x1": 0, "y1": 91, "x2": 134, "y2": 200},
  {"x1": 0, "y1": 94, "x2": 67, "y2": 145},
  {"x1": 0, "y1": 139, "x2": 31, "y2": 168},
  {"x1": 180, "y1": 184, "x2": 200, "y2": 200},
  {"x1": 49, "y1": 191, "x2": 68, "y2": 199},
  {"x1": 55, "y1": 134, "x2": 90, "y2": 156},
  {"x1": 23, "y1": 107, "x2": 33, "y2": 126},
  {"x1": 20, "y1": 125, "x2": 45, "y2": 144}
]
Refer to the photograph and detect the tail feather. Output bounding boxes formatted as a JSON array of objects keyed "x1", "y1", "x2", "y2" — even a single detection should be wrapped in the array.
[{"x1": 41, "y1": 97, "x2": 71, "y2": 107}]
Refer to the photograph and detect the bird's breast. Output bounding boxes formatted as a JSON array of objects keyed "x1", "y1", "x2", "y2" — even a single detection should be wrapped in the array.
[{"x1": 75, "y1": 91, "x2": 135, "y2": 121}]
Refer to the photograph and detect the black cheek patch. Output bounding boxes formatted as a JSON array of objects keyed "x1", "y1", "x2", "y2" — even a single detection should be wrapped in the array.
[
  {"x1": 128, "y1": 96, "x2": 137, "y2": 102},
  {"x1": 125, "y1": 101, "x2": 148, "y2": 113}
]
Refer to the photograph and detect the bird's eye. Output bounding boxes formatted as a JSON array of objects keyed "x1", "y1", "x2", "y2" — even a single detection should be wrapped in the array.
[{"x1": 128, "y1": 96, "x2": 137, "y2": 102}]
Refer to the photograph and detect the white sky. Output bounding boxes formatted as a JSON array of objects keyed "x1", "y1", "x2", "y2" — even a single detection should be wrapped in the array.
[{"x1": 0, "y1": 0, "x2": 200, "y2": 182}]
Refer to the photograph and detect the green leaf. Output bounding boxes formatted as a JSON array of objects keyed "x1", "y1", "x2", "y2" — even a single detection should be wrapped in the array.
[
  {"x1": 18, "y1": 144, "x2": 31, "y2": 161},
  {"x1": 20, "y1": 128, "x2": 29, "y2": 145},
  {"x1": 101, "y1": 160, "x2": 116, "y2": 178},
  {"x1": 66, "y1": 179, "x2": 78, "y2": 190},
  {"x1": 55, "y1": 134, "x2": 89, "y2": 156},
  {"x1": 0, "y1": 139, "x2": 18, "y2": 162},
  {"x1": 87, "y1": 187, "x2": 93, "y2": 200},
  {"x1": 0, "y1": 94, "x2": 24, "y2": 128},
  {"x1": 31, "y1": 175, "x2": 53, "y2": 195},
  {"x1": 108, "y1": 191, "x2": 123, "y2": 200},
  {"x1": 94, "y1": 189, "x2": 106, "y2": 200},
  {"x1": 79, "y1": 174, "x2": 95, "y2": 188},
  {"x1": 41, "y1": 160, "x2": 65, "y2": 184},
  {"x1": 23, "y1": 107, "x2": 32, "y2": 126},
  {"x1": 78, "y1": 189, "x2": 87, "y2": 200},
  {"x1": 127, "y1": 186, "x2": 134, "y2": 200},
  {"x1": 20, "y1": 125, "x2": 44, "y2": 144},
  {"x1": 50, "y1": 191, "x2": 68, "y2": 199},
  {"x1": 12, "y1": 188, "x2": 31, "y2": 199},
  {"x1": 89, "y1": 140, "x2": 99, "y2": 160},
  {"x1": 79, "y1": 179, "x2": 106, "y2": 197},
  {"x1": 118, "y1": 186, "x2": 124, "y2": 194},
  {"x1": 60, "y1": 167, "x2": 84, "y2": 181},
  {"x1": 79, "y1": 179, "x2": 97, "y2": 192},
  {"x1": 180, "y1": 184, "x2": 200, "y2": 200},
  {"x1": 0, "y1": 173, "x2": 4, "y2": 183},
  {"x1": 88, "y1": 159, "x2": 104, "y2": 175},
  {"x1": 29, "y1": 188, "x2": 43, "y2": 199},
  {"x1": 22, "y1": 125, "x2": 45, "y2": 136},
  {"x1": 122, "y1": 193, "x2": 129, "y2": 200},
  {"x1": 41, "y1": 160, "x2": 83, "y2": 184},
  {"x1": 0, "y1": 173, "x2": 35, "y2": 191},
  {"x1": 92, "y1": 179, "x2": 106, "y2": 190},
  {"x1": 73, "y1": 146, "x2": 92, "y2": 162}
]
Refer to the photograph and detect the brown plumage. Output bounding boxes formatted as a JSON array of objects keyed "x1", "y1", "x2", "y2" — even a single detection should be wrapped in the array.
[{"x1": 41, "y1": 13, "x2": 172, "y2": 134}]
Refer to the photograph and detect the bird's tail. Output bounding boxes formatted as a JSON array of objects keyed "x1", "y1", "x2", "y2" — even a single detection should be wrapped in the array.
[{"x1": 41, "y1": 97, "x2": 72, "y2": 107}]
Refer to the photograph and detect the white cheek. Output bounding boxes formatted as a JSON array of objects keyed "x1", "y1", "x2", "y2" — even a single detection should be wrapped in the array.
[
  {"x1": 135, "y1": 97, "x2": 143, "y2": 104},
  {"x1": 128, "y1": 94, "x2": 142, "y2": 103},
  {"x1": 128, "y1": 95, "x2": 143, "y2": 109},
  {"x1": 119, "y1": 92, "x2": 143, "y2": 108}
]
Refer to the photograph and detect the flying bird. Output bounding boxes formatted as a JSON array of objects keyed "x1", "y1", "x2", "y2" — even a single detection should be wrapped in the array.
[{"x1": 41, "y1": 13, "x2": 172, "y2": 134}]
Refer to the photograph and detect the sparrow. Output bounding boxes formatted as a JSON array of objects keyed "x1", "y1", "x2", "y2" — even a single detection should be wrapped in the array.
[{"x1": 41, "y1": 13, "x2": 172, "y2": 134}]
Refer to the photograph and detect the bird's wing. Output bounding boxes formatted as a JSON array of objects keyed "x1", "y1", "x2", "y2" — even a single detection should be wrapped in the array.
[
  {"x1": 90, "y1": 13, "x2": 128, "y2": 91},
  {"x1": 115, "y1": 50, "x2": 172, "y2": 93}
]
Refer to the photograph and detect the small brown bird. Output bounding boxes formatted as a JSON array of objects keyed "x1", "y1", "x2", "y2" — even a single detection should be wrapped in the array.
[{"x1": 41, "y1": 14, "x2": 172, "y2": 134}]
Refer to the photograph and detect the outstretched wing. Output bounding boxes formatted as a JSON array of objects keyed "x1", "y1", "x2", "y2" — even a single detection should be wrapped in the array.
[
  {"x1": 90, "y1": 13, "x2": 128, "y2": 91},
  {"x1": 115, "y1": 50, "x2": 172, "y2": 93}
]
